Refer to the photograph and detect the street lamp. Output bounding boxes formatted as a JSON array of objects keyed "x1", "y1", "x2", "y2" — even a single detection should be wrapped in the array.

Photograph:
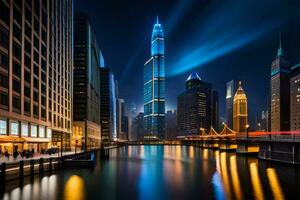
[{"x1": 246, "y1": 124, "x2": 250, "y2": 139}]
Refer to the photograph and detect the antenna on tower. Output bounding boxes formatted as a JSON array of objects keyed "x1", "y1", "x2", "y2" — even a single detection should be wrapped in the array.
[{"x1": 156, "y1": 16, "x2": 159, "y2": 24}]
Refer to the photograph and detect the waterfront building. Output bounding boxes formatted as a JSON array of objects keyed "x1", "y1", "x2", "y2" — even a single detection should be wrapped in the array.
[
  {"x1": 270, "y1": 39, "x2": 290, "y2": 131},
  {"x1": 177, "y1": 72, "x2": 219, "y2": 135},
  {"x1": 143, "y1": 17, "x2": 165, "y2": 139},
  {"x1": 233, "y1": 81, "x2": 248, "y2": 133},
  {"x1": 290, "y1": 62, "x2": 300, "y2": 130},
  {"x1": 132, "y1": 112, "x2": 144, "y2": 140},
  {"x1": 73, "y1": 13, "x2": 103, "y2": 150},
  {"x1": 0, "y1": 0, "x2": 73, "y2": 154},
  {"x1": 226, "y1": 80, "x2": 239, "y2": 129},
  {"x1": 128, "y1": 102, "x2": 137, "y2": 140},
  {"x1": 100, "y1": 68, "x2": 117, "y2": 141},
  {"x1": 117, "y1": 98, "x2": 128, "y2": 140},
  {"x1": 165, "y1": 110, "x2": 178, "y2": 139}
]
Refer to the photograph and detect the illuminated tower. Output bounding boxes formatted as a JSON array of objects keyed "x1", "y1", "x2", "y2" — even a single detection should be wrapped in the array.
[
  {"x1": 233, "y1": 81, "x2": 248, "y2": 133},
  {"x1": 143, "y1": 17, "x2": 165, "y2": 139},
  {"x1": 270, "y1": 37, "x2": 290, "y2": 131}
]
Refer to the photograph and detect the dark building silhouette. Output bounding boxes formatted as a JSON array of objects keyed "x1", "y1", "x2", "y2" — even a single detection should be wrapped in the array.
[
  {"x1": 132, "y1": 112, "x2": 144, "y2": 140},
  {"x1": 73, "y1": 13, "x2": 103, "y2": 149},
  {"x1": 165, "y1": 110, "x2": 178, "y2": 139},
  {"x1": 270, "y1": 38, "x2": 290, "y2": 131},
  {"x1": 100, "y1": 68, "x2": 117, "y2": 141},
  {"x1": 177, "y1": 72, "x2": 218, "y2": 135}
]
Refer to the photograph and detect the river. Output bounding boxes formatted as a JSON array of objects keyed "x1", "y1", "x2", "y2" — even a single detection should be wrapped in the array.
[{"x1": 1, "y1": 145, "x2": 300, "y2": 200}]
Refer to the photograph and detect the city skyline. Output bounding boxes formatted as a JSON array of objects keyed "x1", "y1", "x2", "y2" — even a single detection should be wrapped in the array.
[{"x1": 76, "y1": 0, "x2": 300, "y2": 127}]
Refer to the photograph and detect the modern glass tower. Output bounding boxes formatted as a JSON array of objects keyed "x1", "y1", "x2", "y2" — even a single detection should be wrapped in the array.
[{"x1": 143, "y1": 17, "x2": 165, "y2": 139}]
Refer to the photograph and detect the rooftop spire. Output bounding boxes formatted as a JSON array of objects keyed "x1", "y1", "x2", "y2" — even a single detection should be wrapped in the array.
[
  {"x1": 156, "y1": 16, "x2": 159, "y2": 24},
  {"x1": 277, "y1": 32, "x2": 283, "y2": 57}
]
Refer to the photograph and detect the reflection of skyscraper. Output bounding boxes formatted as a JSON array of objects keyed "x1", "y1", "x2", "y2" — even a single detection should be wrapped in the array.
[
  {"x1": 226, "y1": 80, "x2": 238, "y2": 129},
  {"x1": 233, "y1": 81, "x2": 248, "y2": 133},
  {"x1": 143, "y1": 17, "x2": 165, "y2": 139},
  {"x1": 177, "y1": 72, "x2": 218, "y2": 135},
  {"x1": 270, "y1": 38, "x2": 290, "y2": 131}
]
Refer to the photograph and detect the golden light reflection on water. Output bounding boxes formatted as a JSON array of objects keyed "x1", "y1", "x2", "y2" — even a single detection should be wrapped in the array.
[
  {"x1": 266, "y1": 168, "x2": 285, "y2": 200},
  {"x1": 220, "y1": 152, "x2": 232, "y2": 200},
  {"x1": 189, "y1": 146, "x2": 195, "y2": 159},
  {"x1": 249, "y1": 162, "x2": 264, "y2": 200},
  {"x1": 64, "y1": 175, "x2": 85, "y2": 200},
  {"x1": 230, "y1": 155, "x2": 243, "y2": 200},
  {"x1": 215, "y1": 150, "x2": 220, "y2": 173}
]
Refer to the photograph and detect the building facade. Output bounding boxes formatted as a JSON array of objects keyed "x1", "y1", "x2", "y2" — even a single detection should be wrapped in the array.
[
  {"x1": 270, "y1": 40, "x2": 290, "y2": 131},
  {"x1": 100, "y1": 68, "x2": 117, "y2": 141},
  {"x1": 290, "y1": 62, "x2": 300, "y2": 130},
  {"x1": 0, "y1": 0, "x2": 73, "y2": 154},
  {"x1": 132, "y1": 112, "x2": 144, "y2": 140},
  {"x1": 177, "y1": 72, "x2": 218, "y2": 135},
  {"x1": 233, "y1": 81, "x2": 248, "y2": 133},
  {"x1": 73, "y1": 13, "x2": 103, "y2": 150},
  {"x1": 226, "y1": 80, "x2": 238, "y2": 129},
  {"x1": 143, "y1": 17, "x2": 165, "y2": 139},
  {"x1": 165, "y1": 110, "x2": 178, "y2": 139}
]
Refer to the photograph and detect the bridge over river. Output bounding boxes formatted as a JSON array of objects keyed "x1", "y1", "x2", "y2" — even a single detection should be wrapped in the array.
[{"x1": 124, "y1": 125, "x2": 300, "y2": 164}]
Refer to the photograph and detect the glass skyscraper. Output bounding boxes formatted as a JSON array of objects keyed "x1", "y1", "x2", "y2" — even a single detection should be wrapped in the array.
[{"x1": 143, "y1": 17, "x2": 165, "y2": 139}]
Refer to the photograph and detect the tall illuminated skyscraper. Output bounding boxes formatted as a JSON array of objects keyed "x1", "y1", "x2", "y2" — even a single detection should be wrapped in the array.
[
  {"x1": 233, "y1": 81, "x2": 248, "y2": 133},
  {"x1": 143, "y1": 17, "x2": 165, "y2": 139},
  {"x1": 270, "y1": 38, "x2": 290, "y2": 131}
]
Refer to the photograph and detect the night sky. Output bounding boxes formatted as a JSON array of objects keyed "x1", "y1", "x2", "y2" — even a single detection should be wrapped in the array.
[{"x1": 75, "y1": 0, "x2": 300, "y2": 126}]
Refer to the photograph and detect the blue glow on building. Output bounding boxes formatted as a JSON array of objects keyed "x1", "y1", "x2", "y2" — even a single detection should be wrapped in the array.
[{"x1": 144, "y1": 17, "x2": 165, "y2": 139}]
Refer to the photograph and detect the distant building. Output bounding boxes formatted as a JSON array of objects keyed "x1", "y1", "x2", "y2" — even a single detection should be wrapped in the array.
[
  {"x1": 73, "y1": 13, "x2": 102, "y2": 150},
  {"x1": 290, "y1": 62, "x2": 300, "y2": 130},
  {"x1": 100, "y1": 68, "x2": 117, "y2": 141},
  {"x1": 165, "y1": 110, "x2": 178, "y2": 139},
  {"x1": 261, "y1": 110, "x2": 269, "y2": 131},
  {"x1": 270, "y1": 39, "x2": 290, "y2": 131},
  {"x1": 143, "y1": 17, "x2": 165, "y2": 139},
  {"x1": 233, "y1": 81, "x2": 248, "y2": 133},
  {"x1": 132, "y1": 113, "x2": 144, "y2": 140},
  {"x1": 117, "y1": 98, "x2": 128, "y2": 140},
  {"x1": 226, "y1": 80, "x2": 239, "y2": 129},
  {"x1": 177, "y1": 72, "x2": 218, "y2": 135},
  {"x1": 128, "y1": 103, "x2": 137, "y2": 140}
]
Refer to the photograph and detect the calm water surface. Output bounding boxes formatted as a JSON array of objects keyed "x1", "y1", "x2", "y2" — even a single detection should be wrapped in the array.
[{"x1": 1, "y1": 145, "x2": 300, "y2": 200}]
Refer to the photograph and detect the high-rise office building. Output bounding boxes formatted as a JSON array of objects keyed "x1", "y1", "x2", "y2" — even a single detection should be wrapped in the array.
[
  {"x1": 290, "y1": 62, "x2": 300, "y2": 130},
  {"x1": 73, "y1": 13, "x2": 103, "y2": 150},
  {"x1": 143, "y1": 17, "x2": 165, "y2": 139},
  {"x1": 270, "y1": 39, "x2": 290, "y2": 131},
  {"x1": 117, "y1": 98, "x2": 128, "y2": 140},
  {"x1": 0, "y1": 0, "x2": 73, "y2": 154},
  {"x1": 165, "y1": 110, "x2": 178, "y2": 139},
  {"x1": 233, "y1": 81, "x2": 248, "y2": 133},
  {"x1": 226, "y1": 80, "x2": 239, "y2": 129},
  {"x1": 132, "y1": 112, "x2": 144, "y2": 140},
  {"x1": 100, "y1": 68, "x2": 117, "y2": 141},
  {"x1": 177, "y1": 72, "x2": 218, "y2": 135}
]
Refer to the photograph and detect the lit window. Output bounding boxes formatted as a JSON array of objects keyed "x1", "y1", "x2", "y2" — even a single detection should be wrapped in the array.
[
  {"x1": 10, "y1": 122, "x2": 19, "y2": 135},
  {"x1": 31, "y1": 125, "x2": 37, "y2": 137},
  {"x1": 0, "y1": 120, "x2": 7, "y2": 135},
  {"x1": 21, "y1": 123, "x2": 29, "y2": 136},
  {"x1": 39, "y1": 126, "x2": 45, "y2": 138},
  {"x1": 47, "y1": 128, "x2": 52, "y2": 139}
]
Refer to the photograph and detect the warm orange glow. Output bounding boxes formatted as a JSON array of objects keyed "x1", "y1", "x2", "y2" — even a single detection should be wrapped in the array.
[
  {"x1": 64, "y1": 175, "x2": 85, "y2": 200},
  {"x1": 215, "y1": 151, "x2": 220, "y2": 173},
  {"x1": 189, "y1": 146, "x2": 195, "y2": 159},
  {"x1": 203, "y1": 149, "x2": 208, "y2": 160},
  {"x1": 230, "y1": 155, "x2": 243, "y2": 200},
  {"x1": 220, "y1": 152, "x2": 232, "y2": 199},
  {"x1": 266, "y1": 168, "x2": 285, "y2": 200},
  {"x1": 249, "y1": 162, "x2": 264, "y2": 200}
]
